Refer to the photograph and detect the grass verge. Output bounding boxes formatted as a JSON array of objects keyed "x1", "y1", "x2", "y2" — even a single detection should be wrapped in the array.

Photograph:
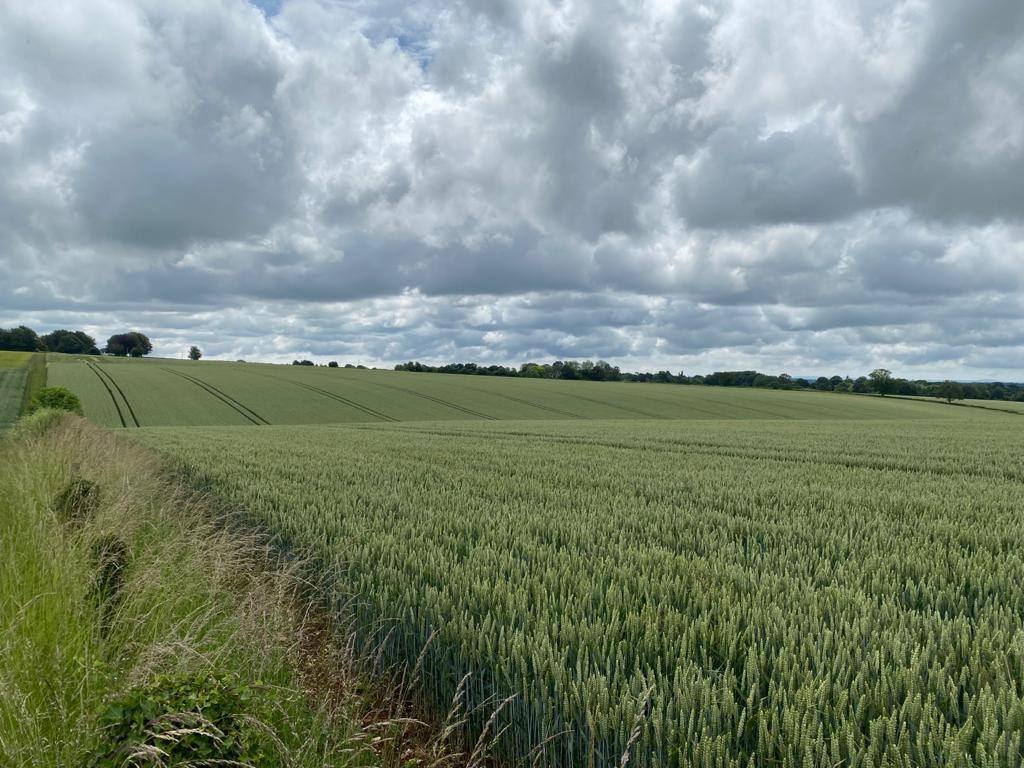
[
  {"x1": 20, "y1": 353, "x2": 46, "y2": 416},
  {"x1": 0, "y1": 411, "x2": 389, "y2": 767}
]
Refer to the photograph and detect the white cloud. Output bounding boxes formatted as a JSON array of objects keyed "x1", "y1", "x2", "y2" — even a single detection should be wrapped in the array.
[{"x1": 1, "y1": 0, "x2": 1022, "y2": 379}]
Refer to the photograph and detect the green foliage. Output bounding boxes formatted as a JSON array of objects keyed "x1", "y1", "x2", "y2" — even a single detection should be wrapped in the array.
[
  {"x1": 0, "y1": 325, "x2": 44, "y2": 352},
  {"x1": 868, "y1": 367, "x2": 895, "y2": 395},
  {"x1": 41, "y1": 329, "x2": 100, "y2": 355},
  {"x1": 188, "y1": 345, "x2": 202, "y2": 360},
  {"x1": 104, "y1": 331, "x2": 152, "y2": 357},
  {"x1": 140, "y1": 415, "x2": 1024, "y2": 768},
  {"x1": 29, "y1": 386, "x2": 82, "y2": 415},
  {"x1": 936, "y1": 380, "x2": 966, "y2": 403},
  {"x1": 90, "y1": 672, "x2": 270, "y2": 767}
]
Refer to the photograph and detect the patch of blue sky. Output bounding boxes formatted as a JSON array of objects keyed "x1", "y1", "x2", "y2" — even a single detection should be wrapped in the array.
[
  {"x1": 249, "y1": 0, "x2": 283, "y2": 18},
  {"x1": 394, "y1": 30, "x2": 434, "y2": 71},
  {"x1": 249, "y1": 0, "x2": 434, "y2": 71}
]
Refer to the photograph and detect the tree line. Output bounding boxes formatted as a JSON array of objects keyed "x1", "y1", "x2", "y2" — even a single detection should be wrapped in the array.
[
  {"x1": 0, "y1": 325, "x2": 153, "y2": 357},
  {"x1": 394, "y1": 361, "x2": 1024, "y2": 402}
]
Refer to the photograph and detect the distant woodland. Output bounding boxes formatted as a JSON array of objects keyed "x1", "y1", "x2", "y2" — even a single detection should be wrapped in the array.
[{"x1": 395, "y1": 360, "x2": 1024, "y2": 402}]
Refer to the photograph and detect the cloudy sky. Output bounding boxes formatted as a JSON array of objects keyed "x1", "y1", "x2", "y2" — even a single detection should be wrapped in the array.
[{"x1": 1, "y1": 0, "x2": 1022, "y2": 377}]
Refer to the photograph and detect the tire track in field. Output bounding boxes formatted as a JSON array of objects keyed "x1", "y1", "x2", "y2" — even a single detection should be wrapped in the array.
[
  {"x1": 86, "y1": 363, "x2": 127, "y2": 428},
  {"x1": 296, "y1": 382, "x2": 399, "y2": 423},
  {"x1": 323, "y1": 371, "x2": 497, "y2": 420},
  {"x1": 458, "y1": 386, "x2": 582, "y2": 418},
  {"x1": 363, "y1": 380, "x2": 498, "y2": 420},
  {"x1": 89, "y1": 363, "x2": 140, "y2": 427},
  {"x1": 641, "y1": 391, "x2": 790, "y2": 420},
  {"x1": 253, "y1": 372, "x2": 397, "y2": 421},
  {"x1": 560, "y1": 391, "x2": 667, "y2": 419},
  {"x1": 611, "y1": 389, "x2": 738, "y2": 419},
  {"x1": 161, "y1": 368, "x2": 270, "y2": 425}
]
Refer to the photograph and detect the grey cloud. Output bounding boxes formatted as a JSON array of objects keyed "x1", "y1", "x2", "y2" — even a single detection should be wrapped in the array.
[
  {"x1": 2, "y1": 0, "x2": 1023, "y2": 380},
  {"x1": 850, "y1": 0, "x2": 1024, "y2": 222},
  {"x1": 674, "y1": 121, "x2": 860, "y2": 228}
]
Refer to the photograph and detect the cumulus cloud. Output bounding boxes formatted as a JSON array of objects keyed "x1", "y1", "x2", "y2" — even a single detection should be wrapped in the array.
[{"x1": 0, "y1": 0, "x2": 1022, "y2": 378}]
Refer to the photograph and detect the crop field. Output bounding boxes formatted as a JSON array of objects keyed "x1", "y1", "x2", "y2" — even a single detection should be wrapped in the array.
[
  {"x1": 48, "y1": 355, "x2": 965, "y2": 427},
  {"x1": 135, "y1": 408, "x2": 1024, "y2": 768},
  {"x1": 0, "y1": 352, "x2": 44, "y2": 430},
  {"x1": 0, "y1": 352, "x2": 38, "y2": 429},
  {"x1": 962, "y1": 399, "x2": 1024, "y2": 415}
]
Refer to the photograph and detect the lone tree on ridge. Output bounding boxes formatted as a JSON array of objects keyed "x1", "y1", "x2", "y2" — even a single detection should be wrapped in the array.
[
  {"x1": 935, "y1": 380, "x2": 965, "y2": 404},
  {"x1": 868, "y1": 368, "x2": 895, "y2": 396},
  {"x1": 104, "y1": 332, "x2": 152, "y2": 357}
]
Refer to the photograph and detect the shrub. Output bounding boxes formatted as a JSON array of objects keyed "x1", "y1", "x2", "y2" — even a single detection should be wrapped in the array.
[
  {"x1": 29, "y1": 387, "x2": 83, "y2": 415},
  {"x1": 90, "y1": 672, "x2": 272, "y2": 767}
]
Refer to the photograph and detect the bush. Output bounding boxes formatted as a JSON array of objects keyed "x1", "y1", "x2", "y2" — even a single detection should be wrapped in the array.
[
  {"x1": 28, "y1": 387, "x2": 83, "y2": 415},
  {"x1": 90, "y1": 672, "x2": 272, "y2": 767}
]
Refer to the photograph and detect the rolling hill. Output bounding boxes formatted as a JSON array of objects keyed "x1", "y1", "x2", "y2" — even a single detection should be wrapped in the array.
[{"x1": 48, "y1": 354, "x2": 971, "y2": 427}]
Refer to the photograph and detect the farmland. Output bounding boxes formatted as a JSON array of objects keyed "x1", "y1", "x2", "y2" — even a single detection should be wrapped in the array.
[
  {"x1": 36, "y1": 355, "x2": 1024, "y2": 765},
  {"x1": 135, "y1": 409, "x2": 1024, "y2": 767},
  {"x1": 0, "y1": 352, "x2": 42, "y2": 429},
  {"x1": 48, "y1": 355, "x2": 968, "y2": 427},
  {"x1": 962, "y1": 399, "x2": 1024, "y2": 415}
]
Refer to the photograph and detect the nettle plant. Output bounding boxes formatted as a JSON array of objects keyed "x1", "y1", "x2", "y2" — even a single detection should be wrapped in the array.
[{"x1": 90, "y1": 672, "x2": 273, "y2": 767}]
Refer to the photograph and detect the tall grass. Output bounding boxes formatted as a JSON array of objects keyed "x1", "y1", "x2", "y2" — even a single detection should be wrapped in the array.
[
  {"x1": 18, "y1": 353, "x2": 46, "y2": 416},
  {"x1": 0, "y1": 411, "x2": 377, "y2": 767}
]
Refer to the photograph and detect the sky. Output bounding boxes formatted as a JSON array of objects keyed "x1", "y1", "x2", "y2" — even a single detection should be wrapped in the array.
[{"x1": 1, "y1": 0, "x2": 1022, "y2": 378}]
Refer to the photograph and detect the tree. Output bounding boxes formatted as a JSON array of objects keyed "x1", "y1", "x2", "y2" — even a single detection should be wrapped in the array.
[
  {"x1": 188, "y1": 346, "x2": 202, "y2": 361},
  {"x1": 935, "y1": 380, "x2": 965, "y2": 404},
  {"x1": 42, "y1": 329, "x2": 100, "y2": 355},
  {"x1": 868, "y1": 368, "x2": 895, "y2": 396},
  {"x1": 29, "y1": 386, "x2": 83, "y2": 415},
  {"x1": 328, "y1": 361, "x2": 339, "y2": 368},
  {"x1": 0, "y1": 325, "x2": 44, "y2": 351},
  {"x1": 105, "y1": 332, "x2": 152, "y2": 357}
]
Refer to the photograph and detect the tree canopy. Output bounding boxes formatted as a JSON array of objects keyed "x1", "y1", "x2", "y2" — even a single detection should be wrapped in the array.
[
  {"x1": 868, "y1": 368, "x2": 895, "y2": 396},
  {"x1": 105, "y1": 332, "x2": 153, "y2": 357},
  {"x1": 935, "y1": 380, "x2": 965, "y2": 404},
  {"x1": 0, "y1": 325, "x2": 44, "y2": 352},
  {"x1": 41, "y1": 329, "x2": 100, "y2": 355}
]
